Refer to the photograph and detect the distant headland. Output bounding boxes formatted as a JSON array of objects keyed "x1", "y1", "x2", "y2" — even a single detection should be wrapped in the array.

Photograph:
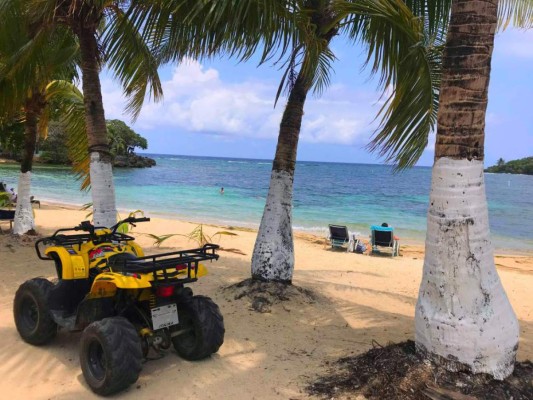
[
  {"x1": 485, "y1": 157, "x2": 533, "y2": 175},
  {"x1": 0, "y1": 119, "x2": 155, "y2": 169}
]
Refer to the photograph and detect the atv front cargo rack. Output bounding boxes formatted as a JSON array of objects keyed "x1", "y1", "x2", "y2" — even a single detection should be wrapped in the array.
[{"x1": 111, "y1": 244, "x2": 220, "y2": 284}]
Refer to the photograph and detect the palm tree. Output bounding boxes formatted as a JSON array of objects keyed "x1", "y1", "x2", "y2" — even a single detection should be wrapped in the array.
[
  {"x1": 0, "y1": 3, "x2": 85, "y2": 234},
  {"x1": 4, "y1": 0, "x2": 164, "y2": 227},
  {"x1": 415, "y1": 0, "x2": 533, "y2": 380},
  {"x1": 177, "y1": 0, "x2": 530, "y2": 376},
  {"x1": 243, "y1": 1, "x2": 444, "y2": 282}
]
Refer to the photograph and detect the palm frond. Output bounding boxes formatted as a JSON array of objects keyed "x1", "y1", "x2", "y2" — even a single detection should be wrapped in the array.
[
  {"x1": 131, "y1": 0, "x2": 297, "y2": 66},
  {"x1": 102, "y1": 6, "x2": 163, "y2": 119},
  {"x1": 339, "y1": 0, "x2": 444, "y2": 169},
  {"x1": 400, "y1": 0, "x2": 452, "y2": 35},
  {"x1": 46, "y1": 80, "x2": 90, "y2": 190},
  {"x1": 303, "y1": 44, "x2": 337, "y2": 97},
  {"x1": 498, "y1": 0, "x2": 533, "y2": 29}
]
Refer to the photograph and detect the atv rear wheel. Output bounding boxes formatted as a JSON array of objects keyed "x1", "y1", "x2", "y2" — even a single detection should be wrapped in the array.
[
  {"x1": 13, "y1": 278, "x2": 57, "y2": 345},
  {"x1": 171, "y1": 295, "x2": 224, "y2": 360},
  {"x1": 80, "y1": 317, "x2": 142, "y2": 396}
]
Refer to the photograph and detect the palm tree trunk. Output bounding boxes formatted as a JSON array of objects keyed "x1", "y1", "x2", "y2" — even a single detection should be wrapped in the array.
[
  {"x1": 13, "y1": 93, "x2": 43, "y2": 234},
  {"x1": 415, "y1": 0, "x2": 518, "y2": 380},
  {"x1": 251, "y1": 71, "x2": 309, "y2": 283},
  {"x1": 78, "y1": 25, "x2": 117, "y2": 228}
]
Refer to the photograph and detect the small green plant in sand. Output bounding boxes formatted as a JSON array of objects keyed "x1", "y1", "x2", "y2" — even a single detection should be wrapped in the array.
[
  {"x1": 79, "y1": 203, "x2": 144, "y2": 233},
  {"x1": 116, "y1": 210, "x2": 144, "y2": 233},
  {"x1": 80, "y1": 202, "x2": 93, "y2": 219},
  {"x1": 0, "y1": 192, "x2": 14, "y2": 208},
  {"x1": 147, "y1": 224, "x2": 237, "y2": 248}
]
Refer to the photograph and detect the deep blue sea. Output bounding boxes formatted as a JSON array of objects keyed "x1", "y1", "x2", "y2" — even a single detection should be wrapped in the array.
[{"x1": 1, "y1": 154, "x2": 531, "y2": 251}]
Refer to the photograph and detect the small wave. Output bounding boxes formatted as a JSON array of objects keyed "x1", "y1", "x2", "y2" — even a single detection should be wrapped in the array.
[
  {"x1": 228, "y1": 161, "x2": 248, "y2": 164},
  {"x1": 293, "y1": 225, "x2": 363, "y2": 237},
  {"x1": 292, "y1": 225, "x2": 329, "y2": 233}
]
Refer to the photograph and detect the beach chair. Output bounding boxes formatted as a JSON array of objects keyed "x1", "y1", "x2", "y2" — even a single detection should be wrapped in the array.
[
  {"x1": 0, "y1": 209, "x2": 15, "y2": 233},
  {"x1": 370, "y1": 225, "x2": 400, "y2": 257},
  {"x1": 327, "y1": 225, "x2": 353, "y2": 251},
  {"x1": 31, "y1": 196, "x2": 41, "y2": 208}
]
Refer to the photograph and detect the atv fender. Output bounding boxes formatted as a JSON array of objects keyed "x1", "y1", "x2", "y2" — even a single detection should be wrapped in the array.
[
  {"x1": 127, "y1": 241, "x2": 145, "y2": 257},
  {"x1": 89, "y1": 273, "x2": 152, "y2": 299},
  {"x1": 191, "y1": 263, "x2": 208, "y2": 278},
  {"x1": 45, "y1": 247, "x2": 88, "y2": 280},
  {"x1": 75, "y1": 297, "x2": 115, "y2": 329}
]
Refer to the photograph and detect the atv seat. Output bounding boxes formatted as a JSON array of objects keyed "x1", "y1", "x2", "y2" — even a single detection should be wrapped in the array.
[{"x1": 107, "y1": 253, "x2": 139, "y2": 272}]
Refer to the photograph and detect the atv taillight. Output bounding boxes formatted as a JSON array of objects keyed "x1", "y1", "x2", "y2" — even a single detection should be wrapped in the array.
[
  {"x1": 156, "y1": 286, "x2": 175, "y2": 298},
  {"x1": 175, "y1": 264, "x2": 187, "y2": 271}
]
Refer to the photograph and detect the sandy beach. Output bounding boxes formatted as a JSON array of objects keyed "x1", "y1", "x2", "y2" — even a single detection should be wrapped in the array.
[{"x1": 0, "y1": 203, "x2": 531, "y2": 399}]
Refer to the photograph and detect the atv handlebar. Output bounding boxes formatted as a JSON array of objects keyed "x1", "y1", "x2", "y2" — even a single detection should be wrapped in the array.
[
  {"x1": 35, "y1": 217, "x2": 151, "y2": 260},
  {"x1": 111, "y1": 216, "x2": 150, "y2": 232},
  {"x1": 116, "y1": 216, "x2": 151, "y2": 226},
  {"x1": 71, "y1": 216, "x2": 151, "y2": 234}
]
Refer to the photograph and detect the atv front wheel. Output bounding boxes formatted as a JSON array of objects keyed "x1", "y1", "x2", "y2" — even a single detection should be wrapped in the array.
[
  {"x1": 13, "y1": 278, "x2": 57, "y2": 345},
  {"x1": 172, "y1": 295, "x2": 224, "y2": 360},
  {"x1": 80, "y1": 317, "x2": 142, "y2": 396}
]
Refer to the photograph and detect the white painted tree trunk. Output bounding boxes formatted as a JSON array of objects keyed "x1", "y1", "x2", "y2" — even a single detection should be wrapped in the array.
[
  {"x1": 415, "y1": 158, "x2": 519, "y2": 380},
  {"x1": 90, "y1": 152, "x2": 117, "y2": 228},
  {"x1": 13, "y1": 172, "x2": 35, "y2": 235},
  {"x1": 251, "y1": 170, "x2": 294, "y2": 282}
]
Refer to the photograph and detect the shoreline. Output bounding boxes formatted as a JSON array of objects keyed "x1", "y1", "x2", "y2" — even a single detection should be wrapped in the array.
[
  {"x1": 2, "y1": 158, "x2": 531, "y2": 253},
  {"x1": 32, "y1": 199, "x2": 533, "y2": 257}
]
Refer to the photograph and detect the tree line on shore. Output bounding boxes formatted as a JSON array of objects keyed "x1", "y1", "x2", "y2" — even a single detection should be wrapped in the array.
[
  {"x1": 1, "y1": 0, "x2": 532, "y2": 391},
  {"x1": 485, "y1": 157, "x2": 533, "y2": 175},
  {"x1": 0, "y1": 118, "x2": 154, "y2": 168}
]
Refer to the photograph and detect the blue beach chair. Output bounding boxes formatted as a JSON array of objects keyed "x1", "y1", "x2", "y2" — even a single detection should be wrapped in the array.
[
  {"x1": 0, "y1": 209, "x2": 15, "y2": 232},
  {"x1": 328, "y1": 225, "x2": 352, "y2": 251},
  {"x1": 370, "y1": 225, "x2": 400, "y2": 257}
]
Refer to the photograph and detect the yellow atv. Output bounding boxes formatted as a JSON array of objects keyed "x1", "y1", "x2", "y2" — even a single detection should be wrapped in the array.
[{"x1": 13, "y1": 217, "x2": 224, "y2": 396}]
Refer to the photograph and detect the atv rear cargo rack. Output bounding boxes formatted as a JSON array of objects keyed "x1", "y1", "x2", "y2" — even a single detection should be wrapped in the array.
[{"x1": 111, "y1": 244, "x2": 220, "y2": 284}]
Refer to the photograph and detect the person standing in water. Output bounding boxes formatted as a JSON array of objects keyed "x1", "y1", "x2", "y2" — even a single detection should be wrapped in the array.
[{"x1": 220, "y1": 187, "x2": 224, "y2": 195}]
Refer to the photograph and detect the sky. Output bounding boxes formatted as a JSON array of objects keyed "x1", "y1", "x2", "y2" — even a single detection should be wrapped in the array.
[{"x1": 100, "y1": 28, "x2": 533, "y2": 167}]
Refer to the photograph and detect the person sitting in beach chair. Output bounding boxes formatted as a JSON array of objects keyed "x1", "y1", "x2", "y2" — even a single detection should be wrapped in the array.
[
  {"x1": 327, "y1": 224, "x2": 353, "y2": 252},
  {"x1": 370, "y1": 223, "x2": 400, "y2": 256},
  {"x1": 8, "y1": 187, "x2": 17, "y2": 203},
  {"x1": 0, "y1": 183, "x2": 17, "y2": 203}
]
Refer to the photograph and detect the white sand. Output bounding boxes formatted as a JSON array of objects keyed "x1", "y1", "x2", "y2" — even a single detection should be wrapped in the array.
[{"x1": 0, "y1": 204, "x2": 531, "y2": 399}]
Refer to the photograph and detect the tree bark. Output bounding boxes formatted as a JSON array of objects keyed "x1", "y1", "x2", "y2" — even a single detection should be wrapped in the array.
[
  {"x1": 78, "y1": 25, "x2": 117, "y2": 228},
  {"x1": 415, "y1": 0, "x2": 519, "y2": 380},
  {"x1": 13, "y1": 92, "x2": 43, "y2": 235},
  {"x1": 251, "y1": 71, "x2": 309, "y2": 283}
]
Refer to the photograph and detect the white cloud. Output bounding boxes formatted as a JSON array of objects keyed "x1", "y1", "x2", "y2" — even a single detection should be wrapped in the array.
[{"x1": 101, "y1": 59, "x2": 381, "y2": 146}]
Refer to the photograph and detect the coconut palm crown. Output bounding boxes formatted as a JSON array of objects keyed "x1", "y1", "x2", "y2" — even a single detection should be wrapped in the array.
[
  {"x1": 159, "y1": 0, "x2": 446, "y2": 282},
  {"x1": 0, "y1": 0, "x2": 165, "y2": 227},
  {"x1": 0, "y1": 1, "x2": 86, "y2": 234}
]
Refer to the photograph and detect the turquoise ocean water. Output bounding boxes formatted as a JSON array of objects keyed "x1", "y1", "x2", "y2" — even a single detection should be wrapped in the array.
[{"x1": 1, "y1": 154, "x2": 531, "y2": 251}]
